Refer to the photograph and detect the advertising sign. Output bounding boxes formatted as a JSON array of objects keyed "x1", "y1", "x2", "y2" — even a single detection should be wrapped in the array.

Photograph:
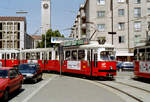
[
  {"x1": 140, "y1": 62, "x2": 150, "y2": 73},
  {"x1": 67, "y1": 61, "x2": 81, "y2": 70}
]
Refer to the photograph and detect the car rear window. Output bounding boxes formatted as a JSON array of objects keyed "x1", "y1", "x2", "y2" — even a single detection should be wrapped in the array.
[
  {"x1": 18, "y1": 64, "x2": 36, "y2": 70},
  {"x1": 0, "y1": 70, "x2": 8, "y2": 78}
]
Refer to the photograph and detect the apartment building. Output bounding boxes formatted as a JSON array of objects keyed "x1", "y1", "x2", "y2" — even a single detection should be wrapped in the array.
[
  {"x1": 71, "y1": 0, "x2": 150, "y2": 61},
  {"x1": 0, "y1": 16, "x2": 33, "y2": 50}
]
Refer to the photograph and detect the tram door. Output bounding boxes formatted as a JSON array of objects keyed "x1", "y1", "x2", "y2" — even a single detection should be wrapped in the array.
[{"x1": 90, "y1": 49, "x2": 93, "y2": 76}]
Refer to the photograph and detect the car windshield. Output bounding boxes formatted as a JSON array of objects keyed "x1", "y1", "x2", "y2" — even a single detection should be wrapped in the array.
[
  {"x1": 0, "y1": 70, "x2": 8, "y2": 78},
  {"x1": 18, "y1": 64, "x2": 36, "y2": 70}
]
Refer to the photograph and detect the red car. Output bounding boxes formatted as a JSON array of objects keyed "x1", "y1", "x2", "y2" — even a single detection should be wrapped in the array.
[{"x1": 0, "y1": 67, "x2": 23, "y2": 101}]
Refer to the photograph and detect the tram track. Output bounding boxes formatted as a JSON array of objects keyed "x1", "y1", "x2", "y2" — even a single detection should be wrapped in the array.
[
  {"x1": 96, "y1": 81, "x2": 144, "y2": 102},
  {"x1": 113, "y1": 81, "x2": 150, "y2": 93}
]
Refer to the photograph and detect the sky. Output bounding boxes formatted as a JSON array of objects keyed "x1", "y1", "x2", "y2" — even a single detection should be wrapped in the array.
[{"x1": 0, "y1": 0, "x2": 85, "y2": 37}]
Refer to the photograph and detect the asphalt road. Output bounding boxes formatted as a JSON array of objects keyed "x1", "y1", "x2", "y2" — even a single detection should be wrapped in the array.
[{"x1": 9, "y1": 73, "x2": 125, "y2": 102}]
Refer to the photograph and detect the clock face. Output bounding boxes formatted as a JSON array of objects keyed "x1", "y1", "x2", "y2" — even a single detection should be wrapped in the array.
[{"x1": 43, "y1": 3, "x2": 49, "y2": 9}]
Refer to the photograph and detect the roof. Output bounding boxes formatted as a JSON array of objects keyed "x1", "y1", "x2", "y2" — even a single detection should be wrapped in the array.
[
  {"x1": 0, "y1": 16, "x2": 26, "y2": 21},
  {"x1": 31, "y1": 35, "x2": 42, "y2": 40},
  {"x1": 80, "y1": 41, "x2": 114, "y2": 49}
]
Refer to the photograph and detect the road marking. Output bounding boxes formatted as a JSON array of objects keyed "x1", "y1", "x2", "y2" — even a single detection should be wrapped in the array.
[{"x1": 22, "y1": 75, "x2": 57, "y2": 102}]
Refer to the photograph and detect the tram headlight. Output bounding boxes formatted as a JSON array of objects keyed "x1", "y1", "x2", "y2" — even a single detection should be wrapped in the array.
[{"x1": 110, "y1": 66, "x2": 113, "y2": 70}]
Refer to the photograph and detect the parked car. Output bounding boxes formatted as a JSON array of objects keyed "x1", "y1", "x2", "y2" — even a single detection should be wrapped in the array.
[
  {"x1": 0, "y1": 67, "x2": 23, "y2": 101},
  {"x1": 120, "y1": 62, "x2": 134, "y2": 71},
  {"x1": 18, "y1": 64, "x2": 42, "y2": 83},
  {"x1": 117, "y1": 61, "x2": 123, "y2": 70}
]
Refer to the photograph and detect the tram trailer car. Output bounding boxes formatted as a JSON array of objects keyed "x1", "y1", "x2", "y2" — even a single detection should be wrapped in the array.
[
  {"x1": 20, "y1": 48, "x2": 60, "y2": 72},
  {"x1": 0, "y1": 50, "x2": 20, "y2": 67},
  {"x1": 134, "y1": 45, "x2": 150, "y2": 79},
  {"x1": 62, "y1": 41, "x2": 117, "y2": 78}
]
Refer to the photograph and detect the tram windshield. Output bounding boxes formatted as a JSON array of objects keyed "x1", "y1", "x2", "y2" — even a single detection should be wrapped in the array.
[{"x1": 100, "y1": 51, "x2": 115, "y2": 61}]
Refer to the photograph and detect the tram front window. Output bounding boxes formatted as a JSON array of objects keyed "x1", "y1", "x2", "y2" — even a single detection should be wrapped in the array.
[
  {"x1": 72, "y1": 50, "x2": 77, "y2": 60},
  {"x1": 100, "y1": 51, "x2": 115, "y2": 61},
  {"x1": 78, "y1": 50, "x2": 85, "y2": 60},
  {"x1": 65, "y1": 51, "x2": 71, "y2": 60}
]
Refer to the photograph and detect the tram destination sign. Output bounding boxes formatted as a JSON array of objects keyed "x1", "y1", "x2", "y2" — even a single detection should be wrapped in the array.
[
  {"x1": 64, "y1": 39, "x2": 89, "y2": 47},
  {"x1": 51, "y1": 37, "x2": 75, "y2": 43}
]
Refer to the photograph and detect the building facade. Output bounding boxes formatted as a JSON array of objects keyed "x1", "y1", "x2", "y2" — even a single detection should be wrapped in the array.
[
  {"x1": 70, "y1": 0, "x2": 150, "y2": 61},
  {"x1": 41, "y1": 0, "x2": 51, "y2": 34},
  {"x1": 0, "y1": 17, "x2": 27, "y2": 50},
  {"x1": 31, "y1": 35, "x2": 42, "y2": 49}
]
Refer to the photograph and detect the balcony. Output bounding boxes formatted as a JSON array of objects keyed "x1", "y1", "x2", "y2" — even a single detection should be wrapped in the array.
[
  {"x1": 81, "y1": 23, "x2": 86, "y2": 29},
  {"x1": 81, "y1": 10, "x2": 85, "y2": 18}
]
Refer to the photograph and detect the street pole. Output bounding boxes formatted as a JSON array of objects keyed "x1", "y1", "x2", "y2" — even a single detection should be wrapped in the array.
[
  {"x1": 108, "y1": 0, "x2": 116, "y2": 45},
  {"x1": 111, "y1": 0, "x2": 114, "y2": 45}
]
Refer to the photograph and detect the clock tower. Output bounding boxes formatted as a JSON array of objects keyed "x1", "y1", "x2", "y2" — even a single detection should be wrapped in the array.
[{"x1": 41, "y1": 0, "x2": 51, "y2": 34}]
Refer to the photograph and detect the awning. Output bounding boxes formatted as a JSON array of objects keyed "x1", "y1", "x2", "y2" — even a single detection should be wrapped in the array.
[{"x1": 116, "y1": 52, "x2": 134, "y2": 57}]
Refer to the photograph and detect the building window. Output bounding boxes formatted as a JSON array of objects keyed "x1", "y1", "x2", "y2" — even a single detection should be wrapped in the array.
[
  {"x1": 134, "y1": 21, "x2": 141, "y2": 31},
  {"x1": 0, "y1": 23, "x2": 2, "y2": 30},
  {"x1": 134, "y1": 35, "x2": 141, "y2": 45},
  {"x1": 118, "y1": 0, "x2": 125, "y2": 3},
  {"x1": 134, "y1": 8, "x2": 141, "y2": 17},
  {"x1": 97, "y1": 0, "x2": 105, "y2": 5},
  {"x1": 118, "y1": 9, "x2": 125, "y2": 16},
  {"x1": 148, "y1": 8, "x2": 150, "y2": 15},
  {"x1": 97, "y1": 24, "x2": 105, "y2": 31},
  {"x1": 119, "y1": 36, "x2": 125, "y2": 43},
  {"x1": 118, "y1": 22, "x2": 125, "y2": 30},
  {"x1": 134, "y1": 0, "x2": 141, "y2": 4},
  {"x1": 97, "y1": 11, "x2": 105, "y2": 18}
]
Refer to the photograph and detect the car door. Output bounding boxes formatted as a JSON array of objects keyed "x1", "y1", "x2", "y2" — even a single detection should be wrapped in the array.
[{"x1": 8, "y1": 69, "x2": 17, "y2": 93}]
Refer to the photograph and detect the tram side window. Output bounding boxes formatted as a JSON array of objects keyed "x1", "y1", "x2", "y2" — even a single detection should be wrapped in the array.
[
  {"x1": 139, "y1": 49, "x2": 145, "y2": 61},
  {"x1": 87, "y1": 51, "x2": 90, "y2": 67},
  {"x1": 65, "y1": 51, "x2": 71, "y2": 60},
  {"x1": 55, "y1": 51, "x2": 58, "y2": 60},
  {"x1": 146, "y1": 48, "x2": 150, "y2": 61},
  {"x1": 2, "y1": 54, "x2": 4, "y2": 59},
  {"x1": 72, "y1": 50, "x2": 77, "y2": 60},
  {"x1": 36, "y1": 52, "x2": 40, "y2": 60},
  {"x1": 26, "y1": 53, "x2": 30, "y2": 60},
  {"x1": 134, "y1": 49, "x2": 137, "y2": 60},
  {"x1": 49, "y1": 52, "x2": 52, "y2": 60},
  {"x1": 78, "y1": 50, "x2": 85, "y2": 61}
]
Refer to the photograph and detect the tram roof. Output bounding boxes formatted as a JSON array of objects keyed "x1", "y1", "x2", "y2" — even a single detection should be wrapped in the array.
[
  {"x1": 0, "y1": 50, "x2": 19, "y2": 53},
  {"x1": 79, "y1": 41, "x2": 114, "y2": 49},
  {"x1": 21, "y1": 48, "x2": 54, "y2": 53}
]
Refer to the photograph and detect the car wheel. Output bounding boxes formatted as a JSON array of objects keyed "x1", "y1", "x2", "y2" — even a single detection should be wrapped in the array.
[
  {"x1": 39, "y1": 74, "x2": 42, "y2": 80},
  {"x1": 18, "y1": 81, "x2": 22, "y2": 91},
  {"x1": 3, "y1": 90, "x2": 8, "y2": 102},
  {"x1": 33, "y1": 78, "x2": 37, "y2": 83}
]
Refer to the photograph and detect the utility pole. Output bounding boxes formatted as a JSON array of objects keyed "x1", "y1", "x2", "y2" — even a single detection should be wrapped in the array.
[{"x1": 108, "y1": 0, "x2": 116, "y2": 45}]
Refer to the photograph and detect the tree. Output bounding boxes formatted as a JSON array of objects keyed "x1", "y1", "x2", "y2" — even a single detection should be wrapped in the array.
[{"x1": 37, "y1": 29, "x2": 64, "y2": 48}]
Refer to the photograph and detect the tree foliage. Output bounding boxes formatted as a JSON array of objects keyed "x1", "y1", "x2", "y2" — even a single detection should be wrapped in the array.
[{"x1": 37, "y1": 29, "x2": 64, "y2": 48}]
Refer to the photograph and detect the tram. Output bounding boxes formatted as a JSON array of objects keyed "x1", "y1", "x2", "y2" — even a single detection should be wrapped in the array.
[
  {"x1": 62, "y1": 40, "x2": 117, "y2": 78},
  {"x1": 134, "y1": 43, "x2": 150, "y2": 79},
  {"x1": 0, "y1": 40, "x2": 117, "y2": 78},
  {"x1": 0, "y1": 50, "x2": 20, "y2": 67},
  {"x1": 20, "y1": 48, "x2": 59, "y2": 71}
]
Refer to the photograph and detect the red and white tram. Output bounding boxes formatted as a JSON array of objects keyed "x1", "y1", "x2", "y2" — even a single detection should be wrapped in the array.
[
  {"x1": 134, "y1": 44, "x2": 150, "y2": 78},
  {"x1": 0, "y1": 40, "x2": 117, "y2": 78},
  {"x1": 20, "y1": 48, "x2": 59, "y2": 71},
  {"x1": 0, "y1": 50, "x2": 20, "y2": 67},
  {"x1": 62, "y1": 41, "x2": 117, "y2": 78}
]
